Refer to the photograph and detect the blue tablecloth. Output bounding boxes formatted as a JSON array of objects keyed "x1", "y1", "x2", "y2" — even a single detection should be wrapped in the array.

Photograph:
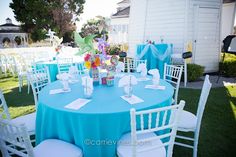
[
  {"x1": 36, "y1": 61, "x2": 59, "y2": 82},
  {"x1": 136, "y1": 44, "x2": 172, "y2": 79},
  {"x1": 36, "y1": 75, "x2": 174, "y2": 157}
]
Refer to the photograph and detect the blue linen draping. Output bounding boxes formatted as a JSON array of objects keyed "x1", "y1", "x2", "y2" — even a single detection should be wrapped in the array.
[
  {"x1": 136, "y1": 44, "x2": 173, "y2": 79},
  {"x1": 36, "y1": 76, "x2": 174, "y2": 157}
]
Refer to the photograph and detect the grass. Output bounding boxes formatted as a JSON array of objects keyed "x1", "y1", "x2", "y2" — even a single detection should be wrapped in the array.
[{"x1": 0, "y1": 75, "x2": 236, "y2": 157}]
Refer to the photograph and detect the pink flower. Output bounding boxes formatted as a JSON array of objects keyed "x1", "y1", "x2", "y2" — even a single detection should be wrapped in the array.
[{"x1": 84, "y1": 54, "x2": 91, "y2": 61}]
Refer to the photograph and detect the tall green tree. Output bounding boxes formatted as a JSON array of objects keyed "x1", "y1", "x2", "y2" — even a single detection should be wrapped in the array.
[
  {"x1": 80, "y1": 17, "x2": 110, "y2": 39},
  {"x1": 10, "y1": 0, "x2": 85, "y2": 41}
]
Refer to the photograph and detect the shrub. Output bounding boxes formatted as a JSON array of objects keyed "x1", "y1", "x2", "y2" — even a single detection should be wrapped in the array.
[
  {"x1": 219, "y1": 60, "x2": 236, "y2": 77},
  {"x1": 219, "y1": 53, "x2": 236, "y2": 77},
  {"x1": 187, "y1": 63, "x2": 204, "y2": 82},
  {"x1": 106, "y1": 44, "x2": 121, "y2": 55}
]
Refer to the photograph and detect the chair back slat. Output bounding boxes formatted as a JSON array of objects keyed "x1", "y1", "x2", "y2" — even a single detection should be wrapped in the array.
[
  {"x1": 28, "y1": 67, "x2": 51, "y2": 106},
  {"x1": 0, "y1": 119, "x2": 34, "y2": 157},
  {"x1": 125, "y1": 58, "x2": 147, "y2": 73},
  {"x1": 76, "y1": 62, "x2": 88, "y2": 75},
  {"x1": 130, "y1": 101, "x2": 185, "y2": 157},
  {"x1": 57, "y1": 58, "x2": 73, "y2": 74},
  {"x1": 164, "y1": 63, "x2": 183, "y2": 104}
]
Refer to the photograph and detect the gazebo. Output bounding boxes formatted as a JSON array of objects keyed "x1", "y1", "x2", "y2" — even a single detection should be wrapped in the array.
[{"x1": 0, "y1": 18, "x2": 28, "y2": 48}]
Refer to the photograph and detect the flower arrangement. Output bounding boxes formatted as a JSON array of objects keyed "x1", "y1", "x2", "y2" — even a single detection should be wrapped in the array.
[
  {"x1": 55, "y1": 45, "x2": 62, "y2": 55},
  {"x1": 84, "y1": 53, "x2": 101, "y2": 69}
]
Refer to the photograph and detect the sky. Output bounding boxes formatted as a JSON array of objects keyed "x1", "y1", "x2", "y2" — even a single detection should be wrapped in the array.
[{"x1": 0, "y1": 0, "x2": 120, "y2": 30}]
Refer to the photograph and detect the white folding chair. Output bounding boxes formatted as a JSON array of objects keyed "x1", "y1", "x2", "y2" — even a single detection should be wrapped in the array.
[
  {"x1": 28, "y1": 67, "x2": 51, "y2": 107},
  {"x1": 11, "y1": 55, "x2": 30, "y2": 92},
  {"x1": 5, "y1": 54, "x2": 17, "y2": 76},
  {"x1": 0, "y1": 53, "x2": 8, "y2": 76},
  {"x1": 57, "y1": 58, "x2": 73, "y2": 74},
  {"x1": 117, "y1": 101, "x2": 185, "y2": 157},
  {"x1": 0, "y1": 118, "x2": 83, "y2": 157},
  {"x1": 175, "y1": 75, "x2": 212, "y2": 157},
  {"x1": 0, "y1": 90, "x2": 36, "y2": 143},
  {"x1": 164, "y1": 63, "x2": 183, "y2": 105},
  {"x1": 125, "y1": 58, "x2": 147, "y2": 73}
]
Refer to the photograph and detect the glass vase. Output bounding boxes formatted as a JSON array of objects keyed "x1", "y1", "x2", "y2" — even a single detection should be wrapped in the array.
[{"x1": 89, "y1": 67, "x2": 100, "y2": 86}]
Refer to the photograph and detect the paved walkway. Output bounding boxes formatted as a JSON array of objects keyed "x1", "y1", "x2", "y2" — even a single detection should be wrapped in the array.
[{"x1": 180, "y1": 75, "x2": 236, "y2": 89}]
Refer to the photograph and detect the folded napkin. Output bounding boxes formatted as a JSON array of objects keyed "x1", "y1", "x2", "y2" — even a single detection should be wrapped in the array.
[
  {"x1": 49, "y1": 88, "x2": 71, "y2": 95},
  {"x1": 118, "y1": 75, "x2": 138, "y2": 87},
  {"x1": 64, "y1": 98, "x2": 91, "y2": 110},
  {"x1": 121, "y1": 95, "x2": 144, "y2": 105},
  {"x1": 148, "y1": 69, "x2": 160, "y2": 86},
  {"x1": 148, "y1": 69, "x2": 160, "y2": 79},
  {"x1": 81, "y1": 76, "x2": 93, "y2": 96},
  {"x1": 145, "y1": 85, "x2": 166, "y2": 90},
  {"x1": 136, "y1": 63, "x2": 147, "y2": 78},
  {"x1": 116, "y1": 61, "x2": 125, "y2": 73}
]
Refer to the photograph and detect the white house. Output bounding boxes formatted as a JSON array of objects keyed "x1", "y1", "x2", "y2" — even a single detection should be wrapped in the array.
[
  {"x1": 128, "y1": 0, "x2": 223, "y2": 72},
  {"x1": 109, "y1": 0, "x2": 130, "y2": 44},
  {"x1": 221, "y1": 0, "x2": 235, "y2": 41}
]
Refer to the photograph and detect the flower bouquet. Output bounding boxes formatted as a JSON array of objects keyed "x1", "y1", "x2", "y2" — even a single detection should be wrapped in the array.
[{"x1": 84, "y1": 53, "x2": 101, "y2": 85}]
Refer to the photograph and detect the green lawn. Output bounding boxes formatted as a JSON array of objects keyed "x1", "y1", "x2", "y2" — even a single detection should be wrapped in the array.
[{"x1": 0, "y1": 76, "x2": 235, "y2": 157}]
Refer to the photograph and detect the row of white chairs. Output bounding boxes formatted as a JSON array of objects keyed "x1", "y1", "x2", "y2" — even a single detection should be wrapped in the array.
[{"x1": 0, "y1": 74, "x2": 211, "y2": 157}]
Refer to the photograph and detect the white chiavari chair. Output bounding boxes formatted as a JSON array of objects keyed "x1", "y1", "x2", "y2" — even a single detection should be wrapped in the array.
[
  {"x1": 117, "y1": 101, "x2": 185, "y2": 157},
  {"x1": 76, "y1": 61, "x2": 88, "y2": 75},
  {"x1": 57, "y1": 58, "x2": 73, "y2": 74},
  {"x1": 27, "y1": 67, "x2": 51, "y2": 107},
  {"x1": 0, "y1": 90, "x2": 36, "y2": 143},
  {"x1": 124, "y1": 58, "x2": 147, "y2": 73},
  {"x1": 0, "y1": 118, "x2": 83, "y2": 157},
  {"x1": 164, "y1": 63, "x2": 183, "y2": 105},
  {"x1": 175, "y1": 75, "x2": 212, "y2": 157}
]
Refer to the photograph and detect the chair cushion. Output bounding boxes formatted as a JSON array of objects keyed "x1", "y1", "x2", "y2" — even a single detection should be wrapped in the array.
[
  {"x1": 117, "y1": 132, "x2": 166, "y2": 157},
  {"x1": 34, "y1": 139, "x2": 83, "y2": 157},
  {"x1": 11, "y1": 112, "x2": 36, "y2": 134},
  {"x1": 177, "y1": 110, "x2": 197, "y2": 131}
]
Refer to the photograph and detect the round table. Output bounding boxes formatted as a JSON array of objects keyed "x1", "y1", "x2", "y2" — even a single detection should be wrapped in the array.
[{"x1": 36, "y1": 75, "x2": 174, "y2": 157}]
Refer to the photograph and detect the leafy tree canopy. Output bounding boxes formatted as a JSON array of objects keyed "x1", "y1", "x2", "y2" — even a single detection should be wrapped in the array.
[
  {"x1": 80, "y1": 17, "x2": 110, "y2": 40},
  {"x1": 10, "y1": 0, "x2": 85, "y2": 42}
]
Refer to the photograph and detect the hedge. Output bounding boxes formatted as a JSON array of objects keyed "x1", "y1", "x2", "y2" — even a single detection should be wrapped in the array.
[{"x1": 187, "y1": 63, "x2": 205, "y2": 82}]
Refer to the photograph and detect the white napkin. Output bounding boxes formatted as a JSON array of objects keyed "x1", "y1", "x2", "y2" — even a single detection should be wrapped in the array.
[
  {"x1": 116, "y1": 61, "x2": 125, "y2": 73},
  {"x1": 81, "y1": 76, "x2": 93, "y2": 96},
  {"x1": 121, "y1": 95, "x2": 144, "y2": 105},
  {"x1": 145, "y1": 85, "x2": 166, "y2": 90},
  {"x1": 49, "y1": 88, "x2": 71, "y2": 94},
  {"x1": 136, "y1": 63, "x2": 147, "y2": 78},
  {"x1": 64, "y1": 98, "x2": 91, "y2": 110},
  {"x1": 118, "y1": 75, "x2": 138, "y2": 87},
  {"x1": 148, "y1": 69, "x2": 160, "y2": 86}
]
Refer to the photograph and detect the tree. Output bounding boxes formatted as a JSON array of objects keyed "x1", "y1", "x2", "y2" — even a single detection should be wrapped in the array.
[
  {"x1": 80, "y1": 17, "x2": 110, "y2": 39},
  {"x1": 10, "y1": 0, "x2": 85, "y2": 41}
]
